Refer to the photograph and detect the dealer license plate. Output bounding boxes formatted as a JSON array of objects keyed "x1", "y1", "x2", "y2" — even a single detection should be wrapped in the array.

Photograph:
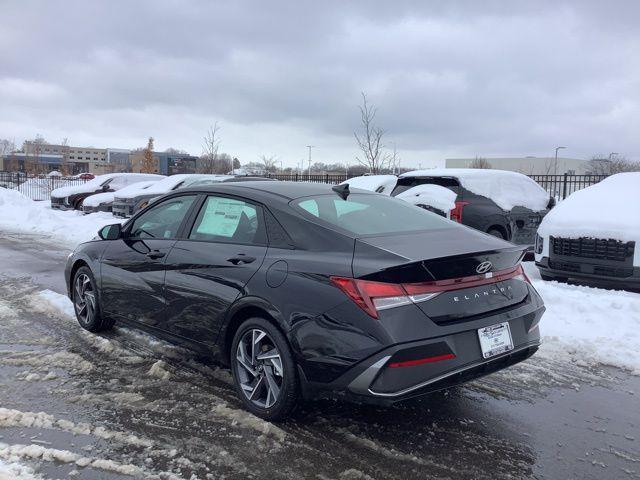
[{"x1": 478, "y1": 322, "x2": 514, "y2": 359}]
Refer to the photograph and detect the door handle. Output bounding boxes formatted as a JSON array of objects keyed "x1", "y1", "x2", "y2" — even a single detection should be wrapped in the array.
[
  {"x1": 146, "y1": 250, "x2": 166, "y2": 259},
  {"x1": 227, "y1": 255, "x2": 256, "y2": 265}
]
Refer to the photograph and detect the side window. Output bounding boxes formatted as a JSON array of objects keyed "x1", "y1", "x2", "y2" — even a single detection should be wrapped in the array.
[
  {"x1": 188, "y1": 196, "x2": 266, "y2": 245},
  {"x1": 298, "y1": 199, "x2": 319, "y2": 217},
  {"x1": 129, "y1": 195, "x2": 196, "y2": 239}
]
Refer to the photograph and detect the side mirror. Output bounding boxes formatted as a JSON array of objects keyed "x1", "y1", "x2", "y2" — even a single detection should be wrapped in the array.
[
  {"x1": 98, "y1": 223, "x2": 122, "y2": 240},
  {"x1": 547, "y1": 196, "x2": 556, "y2": 209}
]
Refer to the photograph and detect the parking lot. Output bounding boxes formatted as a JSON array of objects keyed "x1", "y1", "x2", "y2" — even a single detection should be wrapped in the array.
[{"x1": 0, "y1": 233, "x2": 638, "y2": 480}]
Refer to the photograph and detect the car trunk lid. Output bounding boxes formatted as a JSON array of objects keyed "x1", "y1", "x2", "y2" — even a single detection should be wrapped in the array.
[{"x1": 351, "y1": 228, "x2": 529, "y2": 321}]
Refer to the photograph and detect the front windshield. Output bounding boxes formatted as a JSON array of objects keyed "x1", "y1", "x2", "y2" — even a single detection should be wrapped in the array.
[{"x1": 292, "y1": 193, "x2": 456, "y2": 236}]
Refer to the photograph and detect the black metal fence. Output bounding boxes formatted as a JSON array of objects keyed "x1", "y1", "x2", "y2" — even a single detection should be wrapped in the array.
[
  {"x1": 266, "y1": 172, "x2": 608, "y2": 199},
  {"x1": 529, "y1": 174, "x2": 609, "y2": 199},
  {"x1": 0, "y1": 171, "x2": 89, "y2": 201},
  {"x1": 263, "y1": 173, "x2": 359, "y2": 184}
]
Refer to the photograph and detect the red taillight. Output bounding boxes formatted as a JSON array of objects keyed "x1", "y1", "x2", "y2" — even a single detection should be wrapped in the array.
[
  {"x1": 450, "y1": 201, "x2": 469, "y2": 223},
  {"x1": 388, "y1": 353, "x2": 456, "y2": 368},
  {"x1": 330, "y1": 264, "x2": 529, "y2": 319},
  {"x1": 330, "y1": 277, "x2": 406, "y2": 319}
]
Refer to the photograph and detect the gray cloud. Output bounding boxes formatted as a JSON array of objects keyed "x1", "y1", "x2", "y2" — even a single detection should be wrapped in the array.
[{"x1": 1, "y1": 0, "x2": 638, "y2": 165}]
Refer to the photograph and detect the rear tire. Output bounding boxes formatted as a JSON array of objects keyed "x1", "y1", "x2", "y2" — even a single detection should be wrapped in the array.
[
  {"x1": 72, "y1": 266, "x2": 114, "y2": 332},
  {"x1": 487, "y1": 228, "x2": 505, "y2": 239},
  {"x1": 230, "y1": 317, "x2": 299, "y2": 421}
]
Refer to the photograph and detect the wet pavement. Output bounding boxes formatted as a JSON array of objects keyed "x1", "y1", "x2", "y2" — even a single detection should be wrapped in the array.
[{"x1": 0, "y1": 234, "x2": 638, "y2": 479}]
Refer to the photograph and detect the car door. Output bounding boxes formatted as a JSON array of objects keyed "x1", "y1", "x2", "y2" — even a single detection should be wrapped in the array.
[
  {"x1": 100, "y1": 194, "x2": 198, "y2": 327},
  {"x1": 162, "y1": 194, "x2": 268, "y2": 347}
]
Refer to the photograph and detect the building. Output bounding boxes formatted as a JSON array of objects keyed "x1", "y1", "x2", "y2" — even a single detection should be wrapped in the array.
[
  {"x1": 444, "y1": 157, "x2": 591, "y2": 175},
  {"x1": 130, "y1": 151, "x2": 198, "y2": 175},
  {"x1": 106, "y1": 148, "x2": 131, "y2": 173},
  {"x1": 22, "y1": 141, "x2": 108, "y2": 174},
  {"x1": 1, "y1": 152, "x2": 65, "y2": 173}
]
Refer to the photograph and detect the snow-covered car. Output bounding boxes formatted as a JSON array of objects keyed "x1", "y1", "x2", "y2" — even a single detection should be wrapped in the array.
[
  {"x1": 81, "y1": 180, "x2": 160, "y2": 214},
  {"x1": 47, "y1": 170, "x2": 63, "y2": 177},
  {"x1": 535, "y1": 172, "x2": 640, "y2": 287},
  {"x1": 51, "y1": 173, "x2": 164, "y2": 210},
  {"x1": 111, "y1": 174, "x2": 231, "y2": 218},
  {"x1": 344, "y1": 169, "x2": 554, "y2": 247},
  {"x1": 74, "y1": 172, "x2": 96, "y2": 180}
]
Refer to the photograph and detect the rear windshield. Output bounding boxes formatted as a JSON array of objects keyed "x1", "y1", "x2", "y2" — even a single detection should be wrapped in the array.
[
  {"x1": 391, "y1": 177, "x2": 460, "y2": 196},
  {"x1": 292, "y1": 193, "x2": 455, "y2": 236}
]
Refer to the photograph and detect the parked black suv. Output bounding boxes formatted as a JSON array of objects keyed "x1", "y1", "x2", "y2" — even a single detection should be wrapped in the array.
[{"x1": 391, "y1": 170, "x2": 554, "y2": 247}]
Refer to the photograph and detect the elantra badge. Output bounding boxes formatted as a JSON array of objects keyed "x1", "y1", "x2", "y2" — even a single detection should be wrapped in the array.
[{"x1": 476, "y1": 261, "x2": 493, "y2": 274}]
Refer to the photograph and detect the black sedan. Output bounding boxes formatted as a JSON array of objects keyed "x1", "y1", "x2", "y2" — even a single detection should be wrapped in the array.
[{"x1": 65, "y1": 181, "x2": 544, "y2": 420}]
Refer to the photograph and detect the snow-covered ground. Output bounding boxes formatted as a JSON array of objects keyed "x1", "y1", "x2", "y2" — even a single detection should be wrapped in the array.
[
  {"x1": 523, "y1": 263, "x2": 640, "y2": 375},
  {"x1": 0, "y1": 188, "x2": 120, "y2": 247}
]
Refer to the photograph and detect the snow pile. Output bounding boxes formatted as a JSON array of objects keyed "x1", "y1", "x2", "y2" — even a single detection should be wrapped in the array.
[
  {"x1": 395, "y1": 184, "x2": 457, "y2": 213},
  {"x1": 0, "y1": 188, "x2": 121, "y2": 247},
  {"x1": 0, "y1": 443, "x2": 144, "y2": 477},
  {"x1": 538, "y1": 172, "x2": 640, "y2": 242},
  {"x1": 401, "y1": 169, "x2": 549, "y2": 211},
  {"x1": 0, "y1": 458, "x2": 43, "y2": 480},
  {"x1": 524, "y1": 263, "x2": 640, "y2": 374},
  {"x1": 82, "y1": 179, "x2": 158, "y2": 207},
  {"x1": 341, "y1": 175, "x2": 398, "y2": 195},
  {"x1": 0, "y1": 408, "x2": 153, "y2": 448}
]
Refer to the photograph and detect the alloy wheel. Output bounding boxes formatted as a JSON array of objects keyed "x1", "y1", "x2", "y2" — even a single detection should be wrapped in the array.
[
  {"x1": 235, "y1": 328, "x2": 284, "y2": 409},
  {"x1": 74, "y1": 273, "x2": 96, "y2": 325}
]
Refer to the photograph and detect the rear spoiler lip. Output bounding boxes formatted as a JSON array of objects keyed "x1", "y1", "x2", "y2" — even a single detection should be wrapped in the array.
[{"x1": 359, "y1": 246, "x2": 527, "y2": 277}]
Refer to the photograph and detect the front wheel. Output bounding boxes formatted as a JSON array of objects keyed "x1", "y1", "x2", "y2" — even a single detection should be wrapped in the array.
[
  {"x1": 72, "y1": 266, "x2": 114, "y2": 332},
  {"x1": 230, "y1": 317, "x2": 299, "y2": 421}
]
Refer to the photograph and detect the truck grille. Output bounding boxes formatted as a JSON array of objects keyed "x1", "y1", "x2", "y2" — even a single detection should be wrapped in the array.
[{"x1": 551, "y1": 237, "x2": 635, "y2": 262}]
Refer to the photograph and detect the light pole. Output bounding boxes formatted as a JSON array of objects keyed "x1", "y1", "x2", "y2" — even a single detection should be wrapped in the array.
[
  {"x1": 306, "y1": 145, "x2": 314, "y2": 177},
  {"x1": 554, "y1": 146, "x2": 566, "y2": 175}
]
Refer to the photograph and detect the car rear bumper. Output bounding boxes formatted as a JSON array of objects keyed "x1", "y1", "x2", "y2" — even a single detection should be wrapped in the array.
[
  {"x1": 536, "y1": 257, "x2": 640, "y2": 286},
  {"x1": 51, "y1": 198, "x2": 70, "y2": 210},
  {"x1": 304, "y1": 306, "x2": 543, "y2": 404}
]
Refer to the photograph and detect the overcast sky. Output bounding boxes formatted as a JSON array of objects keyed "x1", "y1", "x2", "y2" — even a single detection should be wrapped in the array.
[{"x1": 1, "y1": 0, "x2": 638, "y2": 168}]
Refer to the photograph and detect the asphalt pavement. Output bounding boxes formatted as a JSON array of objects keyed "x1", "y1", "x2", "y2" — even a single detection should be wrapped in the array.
[{"x1": 0, "y1": 234, "x2": 638, "y2": 479}]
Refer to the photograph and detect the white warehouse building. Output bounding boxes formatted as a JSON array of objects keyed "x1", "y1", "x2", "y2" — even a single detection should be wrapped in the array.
[{"x1": 445, "y1": 157, "x2": 591, "y2": 175}]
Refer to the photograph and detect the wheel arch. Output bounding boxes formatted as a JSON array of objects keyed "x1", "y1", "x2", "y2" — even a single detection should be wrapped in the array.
[
  {"x1": 219, "y1": 298, "x2": 288, "y2": 366},
  {"x1": 487, "y1": 223, "x2": 509, "y2": 240},
  {"x1": 69, "y1": 258, "x2": 90, "y2": 287}
]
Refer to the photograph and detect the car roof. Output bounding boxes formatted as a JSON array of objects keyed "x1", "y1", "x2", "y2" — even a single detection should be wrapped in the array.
[{"x1": 178, "y1": 180, "x2": 373, "y2": 202}]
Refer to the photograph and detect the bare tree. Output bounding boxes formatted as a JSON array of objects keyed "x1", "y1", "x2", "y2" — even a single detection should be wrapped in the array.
[
  {"x1": 141, "y1": 137, "x2": 156, "y2": 173},
  {"x1": 588, "y1": 155, "x2": 640, "y2": 175},
  {"x1": 199, "y1": 123, "x2": 223, "y2": 173},
  {"x1": 354, "y1": 92, "x2": 390, "y2": 174},
  {"x1": 259, "y1": 154, "x2": 278, "y2": 173},
  {"x1": 469, "y1": 156, "x2": 492, "y2": 169},
  {"x1": 0, "y1": 138, "x2": 15, "y2": 157}
]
